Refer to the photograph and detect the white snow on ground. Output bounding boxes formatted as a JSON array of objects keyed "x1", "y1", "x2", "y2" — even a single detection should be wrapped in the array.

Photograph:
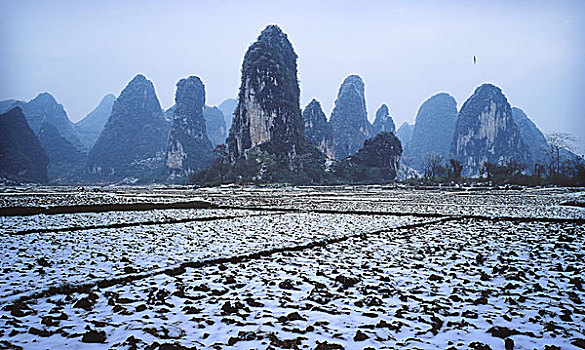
[
  {"x1": 0, "y1": 212, "x2": 425, "y2": 302},
  {"x1": 0, "y1": 186, "x2": 584, "y2": 350},
  {"x1": 0, "y1": 208, "x2": 254, "y2": 234}
]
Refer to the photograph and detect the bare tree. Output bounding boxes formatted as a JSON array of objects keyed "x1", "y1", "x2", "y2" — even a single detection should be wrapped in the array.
[
  {"x1": 213, "y1": 144, "x2": 229, "y2": 181},
  {"x1": 448, "y1": 158, "x2": 463, "y2": 180},
  {"x1": 546, "y1": 133, "x2": 575, "y2": 176},
  {"x1": 423, "y1": 153, "x2": 444, "y2": 181}
]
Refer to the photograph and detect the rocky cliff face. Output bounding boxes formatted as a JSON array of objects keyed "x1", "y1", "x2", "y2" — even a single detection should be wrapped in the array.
[
  {"x1": 166, "y1": 76, "x2": 214, "y2": 180},
  {"x1": 450, "y1": 84, "x2": 528, "y2": 176},
  {"x1": 38, "y1": 120, "x2": 87, "y2": 181},
  {"x1": 1, "y1": 93, "x2": 88, "y2": 181},
  {"x1": 0, "y1": 107, "x2": 49, "y2": 184},
  {"x1": 0, "y1": 100, "x2": 17, "y2": 114},
  {"x1": 87, "y1": 74, "x2": 170, "y2": 183},
  {"x1": 396, "y1": 122, "x2": 414, "y2": 149},
  {"x1": 329, "y1": 75, "x2": 373, "y2": 159},
  {"x1": 333, "y1": 132, "x2": 402, "y2": 183},
  {"x1": 75, "y1": 94, "x2": 116, "y2": 148},
  {"x1": 406, "y1": 93, "x2": 457, "y2": 169},
  {"x1": 371, "y1": 104, "x2": 395, "y2": 135},
  {"x1": 204, "y1": 106, "x2": 227, "y2": 146},
  {"x1": 12, "y1": 93, "x2": 86, "y2": 151},
  {"x1": 511, "y1": 107, "x2": 548, "y2": 167},
  {"x1": 227, "y1": 25, "x2": 312, "y2": 164},
  {"x1": 218, "y1": 98, "x2": 237, "y2": 131},
  {"x1": 302, "y1": 99, "x2": 334, "y2": 158}
]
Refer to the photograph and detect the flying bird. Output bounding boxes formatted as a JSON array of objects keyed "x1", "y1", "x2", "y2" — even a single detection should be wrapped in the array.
[{"x1": 473, "y1": 56, "x2": 477, "y2": 64}]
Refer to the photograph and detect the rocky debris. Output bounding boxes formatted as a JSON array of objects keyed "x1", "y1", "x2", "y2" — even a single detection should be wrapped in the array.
[
  {"x1": 245, "y1": 297, "x2": 264, "y2": 307},
  {"x1": 268, "y1": 332, "x2": 304, "y2": 348},
  {"x1": 279, "y1": 311, "x2": 306, "y2": 322},
  {"x1": 450, "y1": 84, "x2": 529, "y2": 176},
  {"x1": 334, "y1": 275, "x2": 360, "y2": 289},
  {"x1": 329, "y1": 75, "x2": 373, "y2": 159},
  {"x1": 468, "y1": 341, "x2": 492, "y2": 350},
  {"x1": 504, "y1": 338, "x2": 514, "y2": 350},
  {"x1": 429, "y1": 315, "x2": 443, "y2": 335},
  {"x1": 81, "y1": 329, "x2": 107, "y2": 343},
  {"x1": 28, "y1": 326, "x2": 51, "y2": 337},
  {"x1": 73, "y1": 293, "x2": 99, "y2": 311},
  {"x1": 0, "y1": 340, "x2": 23, "y2": 350},
  {"x1": 147, "y1": 288, "x2": 170, "y2": 306},
  {"x1": 486, "y1": 326, "x2": 519, "y2": 338},
  {"x1": 315, "y1": 340, "x2": 344, "y2": 349},
  {"x1": 353, "y1": 329, "x2": 369, "y2": 341},
  {"x1": 4, "y1": 301, "x2": 33, "y2": 318},
  {"x1": 279, "y1": 279, "x2": 300, "y2": 290},
  {"x1": 221, "y1": 301, "x2": 248, "y2": 315},
  {"x1": 543, "y1": 346, "x2": 561, "y2": 350},
  {"x1": 429, "y1": 274, "x2": 443, "y2": 282},
  {"x1": 148, "y1": 342, "x2": 196, "y2": 350},
  {"x1": 143, "y1": 326, "x2": 185, "y2": 340},
  {"x1": 41, "y1": 315, "x2": 62, "y2": 327},
  {"x1": 37, "y1": 257, "x2": 52, "y2": 267}
]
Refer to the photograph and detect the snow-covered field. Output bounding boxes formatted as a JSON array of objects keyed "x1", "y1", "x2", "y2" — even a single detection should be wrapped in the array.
[{"x1": 0, "y1": 186, "x2": 584, "y2": 349}]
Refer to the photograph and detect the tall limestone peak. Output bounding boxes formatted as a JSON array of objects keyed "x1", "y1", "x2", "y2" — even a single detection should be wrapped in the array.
[
  {"x1": 13, "y1": 92, "x2": 86, "y2": 151},
  {"x1": 204, "y1": 106, "x2": 227, "y2": 146},
  {"x1": 218, "y1": 98, "x2": 237, "y2": 131},
  {"x1": 86, "y1": 74, "x2": 170, "y2": 183},
  {"x1": 329, "y1": 74, "x2": 373, "y2": 159},
  {"x1": 166, "y1": 76, "x2": 214, "y2": 180},
  {"x1": 396, "y1": 122, "x2": 414, "y2": 149},
  {"x1": 405, "y1": 92, "x2": 457, "y2": 169},
  {"x1": 75, "y1": 94, "x2": 116, "y2": 148},
  {"x1": 511, "y1": 107, "x2": 548, "y2": 167},
  {"x1": 332, "y1": 132, "x2": 403, "y2": 184},
  {"x1": 0, "y1": 107, "x2": 49, "y2": 184},
  {"x1": 4, "y1": 93, "x2": 88, "y2": 181},
  {"x1": 302, "y1": 99, "x2": 335, "y2": 158},
  {"x1": 372, "y1": 104, "x2": 396, "y2": 135},
  {"x1": 38, "y1": 119, "x2": 87, "y2": 182},
  {"x1": 450, "y1": 84, "x2": 528, "y2": 176},
  {"x1": 0, "y1": 99, "x2": 17, "y2": 114},
  {"x1": 227, "y1": 24, "x2": 307, "y2": 163}
]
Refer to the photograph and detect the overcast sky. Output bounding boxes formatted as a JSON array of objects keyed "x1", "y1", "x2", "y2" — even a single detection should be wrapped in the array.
[{"x1": 1, "y1": 0, "x2": 584, "y2": 152}]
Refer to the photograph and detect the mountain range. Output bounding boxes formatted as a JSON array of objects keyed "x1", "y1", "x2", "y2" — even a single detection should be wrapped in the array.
[{"x1": 1, "y1": 25, "x2": 580, "y2": 184}]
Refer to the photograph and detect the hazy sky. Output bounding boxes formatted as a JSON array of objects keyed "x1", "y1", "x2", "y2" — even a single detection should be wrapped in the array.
[{"x1": 1, "y1": 0, "x2": 584, "y2": 152}]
